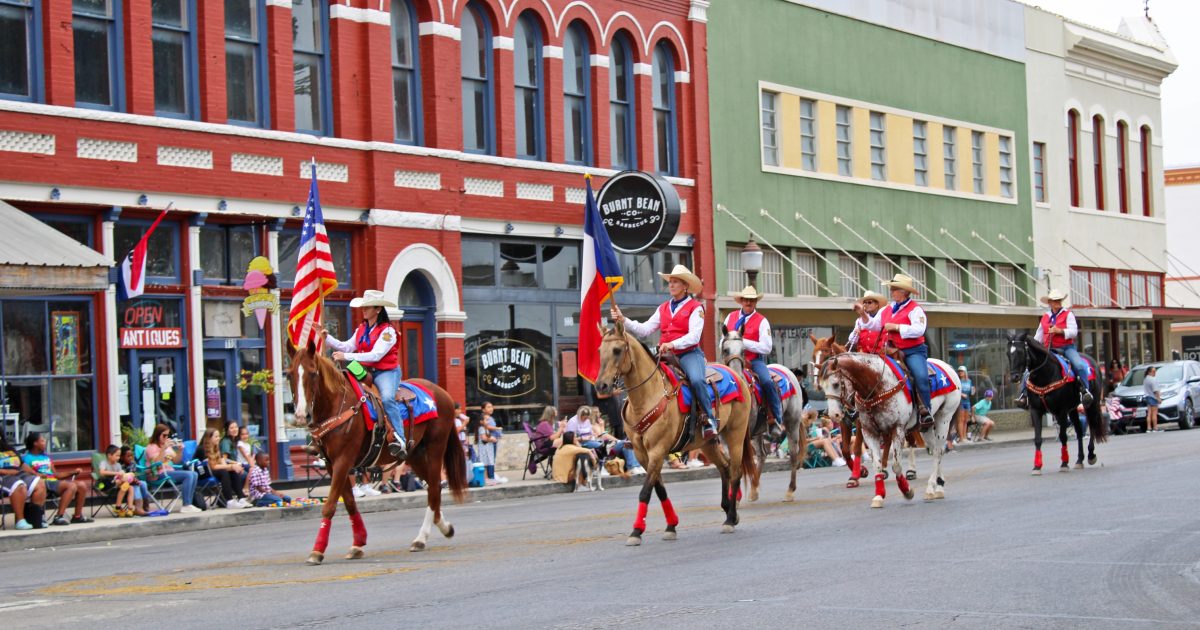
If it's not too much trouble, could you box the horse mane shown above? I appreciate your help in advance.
[1023,335,1050,356]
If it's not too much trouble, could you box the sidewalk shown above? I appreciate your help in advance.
[0,429,1035,553]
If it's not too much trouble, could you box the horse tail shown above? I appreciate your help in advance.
[740,422,757,483]
[443,422,468,503]
[1087,381,1109,444]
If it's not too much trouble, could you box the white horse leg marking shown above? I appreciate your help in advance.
[413,507,435,547]
[866,434,885,509]
[435,510,453,537]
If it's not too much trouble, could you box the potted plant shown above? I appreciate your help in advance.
[237,369,275,395]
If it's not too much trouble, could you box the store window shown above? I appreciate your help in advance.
[464,302,554,428]
[462,238,588,292]
[199,225,258,285]
[943,327,1021,409]
[293,0,330,134]
[513,11,544,160]
[277,228,350,287]
[152,0,196,118]
[391,0,420,144]
[38,214,94,248]
[0,0,40,102]
[225,0,267,126]
[0,299,96,454]
[74,0,122,110]
[114,220,180,283]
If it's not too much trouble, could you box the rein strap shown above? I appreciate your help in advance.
[854,380,907,411]
[312,399,365,440]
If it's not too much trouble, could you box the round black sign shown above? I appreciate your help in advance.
[596,170,682,254]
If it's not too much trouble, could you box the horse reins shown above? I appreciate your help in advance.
[821,353,904,412]
[1020,340,1074,404]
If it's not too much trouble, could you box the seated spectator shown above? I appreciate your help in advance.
[146,423,202,513]
[592,415,645,476]
[565,406,601,448]
[235,426,256,468]
[23,432,92,525]
[972,389,997,441]
[200,428,250,508]
[803,412,845,467]
[97,444,145,517]
[246,452,293,507]
[551,432,597,492]
[118,445,154,514]
[1,433,46,529]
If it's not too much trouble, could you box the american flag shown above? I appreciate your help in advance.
[287,162,339,348]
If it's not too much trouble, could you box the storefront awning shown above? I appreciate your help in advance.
[0,201,112,294]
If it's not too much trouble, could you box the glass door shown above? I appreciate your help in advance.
[203,351,235,434]
[126,350,188,439]
[400,321,423,380]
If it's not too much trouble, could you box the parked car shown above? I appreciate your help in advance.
[1106,360,1200,433]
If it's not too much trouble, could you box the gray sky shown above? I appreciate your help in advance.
[1018,0,1198,167]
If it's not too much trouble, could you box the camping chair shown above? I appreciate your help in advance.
[182,440,223,508]
[89,451,122,518]
[521,422,554,480]
[133,443,181,513]
[802,442,831,469]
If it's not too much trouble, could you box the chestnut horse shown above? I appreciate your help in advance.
[593,323,756,545]
[286,342,466,565]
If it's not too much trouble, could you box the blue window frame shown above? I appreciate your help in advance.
[199,225,259,285]
[73,0,124,111]
[152,0,199,118]
[391,0,422,145]
[225,0,269,127]
[35,213,95,249]
[293,0,332,135]
[609,32,635,170]
[562,21,590,165]
[114,220,182,284]
[652,42,678,176]
[276,228,351,288]
[0,0,42,102]
[461,1,494,154]
[513,12,544,160]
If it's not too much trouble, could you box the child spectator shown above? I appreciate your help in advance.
[1,432,46,529]
[551,432,597,492]
[23,432,92,524]
[246,452,292,507]
[803,412,844,467]
[200,428,251,508]
[476,401,506,484]
[235,426,255,468]
[118,445,154,514]
[98,444,145,517]
[972,389,997,441]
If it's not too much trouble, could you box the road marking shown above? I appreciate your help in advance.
[816,604,1200,626]
[0,600,54,611]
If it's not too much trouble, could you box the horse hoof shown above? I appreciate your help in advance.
[846,479,859,489]
[306,552,324,566]
[924,492,936,501]
[871,496,884,508]
[903,490,915,501]
[345,546,364,560]
[721,524,735,534]
[905,470,916,481]
[749,490,759,503]
[1059,465,1070,473]
[662,531,678,541]
[934,489,945,500]
[859,467,869,479]
[1074,462,1084,470]
[1031,468,1042,476]
[409,541,426,552]
[626,536,643,547]
[783,491,795,502]
[1088,455,1098,466]
[443,525,455,539]
[880,470,889,480]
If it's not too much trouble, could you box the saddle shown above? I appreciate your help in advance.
[880,344,930,416]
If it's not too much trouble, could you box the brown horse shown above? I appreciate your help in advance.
[593,323,755,545]
[286,341,467,565]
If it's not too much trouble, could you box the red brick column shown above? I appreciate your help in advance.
[687,16,717,356]
[635,65,654,173]
[42,0,74,106]
[197,0,227,124]
[542,49,564,164]
[493,37,515,158]
[418,30,463,150]
[329,12,365,140]
[265,2,294,131]
[437,320,466,403]
[592,55,611,168]
[123,0,154,115]
[363,10,396,143]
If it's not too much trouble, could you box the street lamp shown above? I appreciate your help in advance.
[740,237,763,289]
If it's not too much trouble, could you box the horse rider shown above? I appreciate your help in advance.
[847,290,886,353]
[1015,288,1094,409]
[724,285,785,440]
[854,274,935,430]
[324,290,407,460]
[610,265,720,443]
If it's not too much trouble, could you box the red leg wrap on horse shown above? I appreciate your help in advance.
[313,518,332,553]
[896,474,911,495]
[634,502,649,532]
[1061,445,1069,463]
[1034,451,1043,468]
[874,474,886,498]
[850,457,860,480]
[349,512,367,547]
[661,499,680,527]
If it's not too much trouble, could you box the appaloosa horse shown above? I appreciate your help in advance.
[720,327,806,502]
[818,352,960,508]
[287,341,467,565]
[1007,334,1107,474]
[594,323,756,545]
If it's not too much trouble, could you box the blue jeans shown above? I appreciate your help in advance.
[617,442,641,469]
[373,367,405,441]
[902,344,932,412]
[254,493,292,507]
[1057,345,1089,380]
[165,469,197,505]
[678,348,716,422]
[131,480,149,501]
[750,358,784,423]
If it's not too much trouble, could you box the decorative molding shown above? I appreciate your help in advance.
[77,137,137,162]
[542,45,563,60]
[328,4,389,25]
[516,183,554,202]
[464,177,503,197]
[418,21,460,40]
[493,36,514,51]
[382,243,463,315]
[231,153,283,176]
[264,0,290,7]
[436,331,467,339]
[394,169,441,190]
[565,187,586,204]
[0,130,54,155]
[157,146,213,169]
[367,209,461,231]
[298,161,348,183]
[689,0,710,23]
[674,71,691,84]
[633,62,653,76]
[679,198,688,214]
[589,54,610,68]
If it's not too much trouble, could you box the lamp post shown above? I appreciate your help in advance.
[740,237,764,290]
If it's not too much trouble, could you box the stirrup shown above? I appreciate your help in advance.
[917,412,934,430]
[388,440,408,460]
[1015,394,1029,409]
[701,419,719,443]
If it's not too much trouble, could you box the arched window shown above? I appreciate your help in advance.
[391,0,420,144]
[1067,109,1080,207]
[1116,121,1129,213]
[1140,125,1152,216]
[609,32,635,170]
[293,0,331,134]
[1092,114,1105,210]
[461,2,493,154]
[563,21,590,165]
[652,42,677,175]
[513,12,543,159]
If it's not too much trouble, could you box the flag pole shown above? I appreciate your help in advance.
[587,173,624,322]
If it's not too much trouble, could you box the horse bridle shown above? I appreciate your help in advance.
[1015,339,1052,375]
[820,353,893,411]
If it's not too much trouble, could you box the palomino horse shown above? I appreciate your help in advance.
[720,327,806,502]
[286,341,467,565]
[1007,334,1107,474]
[810,334,914,487]
[818,352,960,508]
[594,323,756,545]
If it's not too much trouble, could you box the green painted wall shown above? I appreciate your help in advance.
[708,0,1033,298]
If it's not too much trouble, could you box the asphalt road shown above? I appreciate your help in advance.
[3,430,1200,629]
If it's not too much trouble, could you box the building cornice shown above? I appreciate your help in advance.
[1165,167,1200,186]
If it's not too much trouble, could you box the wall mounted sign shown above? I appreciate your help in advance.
[475,338,537,398]
[242,256,279,330]
[595,170,682,254]
[1183,335,1200,361]
[119,299,184,349]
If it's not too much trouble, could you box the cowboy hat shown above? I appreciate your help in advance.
[658,264,702,294]
[349,289,397,309]
[734,285,762,303]
[882,273,918,295]
[858,290,887,304]
[1039,288,1069,304]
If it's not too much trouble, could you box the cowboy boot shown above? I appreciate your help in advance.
[1015,388,1029,409]
[387,432,408,461]
[701,416,720,443]
[916,402,934,431]
[1079,380,1094,407]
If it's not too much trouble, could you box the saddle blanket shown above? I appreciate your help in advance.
[397,381,439,426]
[750,366,798,405]
[345,374,379,430]
[662,363,744,416]
[1051,353,1095,382]
[882,356,957,404]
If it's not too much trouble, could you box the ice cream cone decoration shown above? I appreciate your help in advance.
[242,256,280,328]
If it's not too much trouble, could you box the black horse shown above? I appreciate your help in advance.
[1008,334,1107,474]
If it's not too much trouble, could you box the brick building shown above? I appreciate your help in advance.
[0,0,714,477]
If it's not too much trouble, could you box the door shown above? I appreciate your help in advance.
[128,350,188,438]
[203,351,236,434]
[400,321,423,380]
[556,344,585,413]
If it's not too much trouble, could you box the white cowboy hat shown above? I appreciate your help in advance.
[1039,288,1069,304]
[858,290,887,304]
[658,264,702,294]
[349,289,397,309]
[881,273,918,295]
[734,285,762,303]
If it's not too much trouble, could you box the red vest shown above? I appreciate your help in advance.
[857,326,883,354]
[880,300,926,350]
[1039,310,1074,348]
[724,310,766,361]
[658,298,702,352]
[352,321,400,370]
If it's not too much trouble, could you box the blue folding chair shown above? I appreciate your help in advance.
[133,443,181,513]
[181,440,223,508]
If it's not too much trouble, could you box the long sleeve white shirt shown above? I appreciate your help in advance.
[325,324,397,364]
[725,310,773,356]
[624,297,704,350]
[1033,309,1078,344]
[862,300,927,339]
[847,317,868,348]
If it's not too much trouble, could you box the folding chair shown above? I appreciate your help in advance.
[133,444,181,513]
[521,422,554,480]
[181,440,223,508]
[89,452,122,518]
[802,443,831,469]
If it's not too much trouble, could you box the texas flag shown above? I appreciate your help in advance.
[117,208,169,301]
[578,176,624,383]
